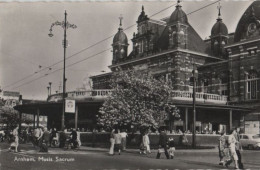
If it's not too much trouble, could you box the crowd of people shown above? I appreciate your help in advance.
[6,126,82,153]
[4,125,245,169]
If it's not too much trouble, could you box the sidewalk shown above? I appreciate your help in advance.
[78,145,260,169]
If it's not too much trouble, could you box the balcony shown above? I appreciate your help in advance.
[47,89,227,105]
[47,89,112,102]
[171,91,227,105]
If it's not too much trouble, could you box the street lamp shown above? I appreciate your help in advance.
[48,10,77,130]
[49,82,52,95]
[47,86,50,96]
[190,60,198,148]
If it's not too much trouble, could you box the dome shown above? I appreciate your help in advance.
[137,6,149,23]
[211,19,228,36]
[234,1,260,42]
[168,4,188,25]
[113,28,128,45]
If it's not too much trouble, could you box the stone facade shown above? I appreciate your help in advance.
[89,2,260,133]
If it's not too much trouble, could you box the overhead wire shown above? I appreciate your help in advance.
[3,2,178,90]
[6,0,221,90]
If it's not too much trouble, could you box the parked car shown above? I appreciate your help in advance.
[239,134,260,150]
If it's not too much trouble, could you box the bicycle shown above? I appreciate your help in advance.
[64,138,79,152]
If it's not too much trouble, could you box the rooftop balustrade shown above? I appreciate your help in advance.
[47,89,227,104]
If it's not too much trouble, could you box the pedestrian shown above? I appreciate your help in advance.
[38,127,50,152]
[139,132,145,154]
[218,131,227,166]
[59,129,67,148]
[49,128,57,147]
[114,129,122,155]
[156,127,170,159]
[69,129,78,148]
[181,133,188,148]
[235,127,244,169]
[92,128,97,147]
[76,128,81,147]
[143,130,151,154]
[9,126,19,152]
[120,129,128,151]
[109,129,115,155]
[168,137,175,159]
[33,127,40,147]
[225,129,239,169]
[37,127,43,146]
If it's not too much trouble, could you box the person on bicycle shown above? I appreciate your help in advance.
[69,129,77,148]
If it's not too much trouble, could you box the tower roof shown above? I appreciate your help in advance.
[137,5,149,23]
[168,2,188,25]
[211,3,228,36]
[113,15,128,45]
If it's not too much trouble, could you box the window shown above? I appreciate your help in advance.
[246,72,258,100]
[139,40,144,53]
[203,79,209,93]
[219,79,228,95]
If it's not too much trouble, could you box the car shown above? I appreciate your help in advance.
[239,134,260,150]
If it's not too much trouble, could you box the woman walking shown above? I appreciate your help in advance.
[109,129,115,155]
[143,130,151,154]
[114,129,122,155]
[9,126,19,152]
[225,129,239,169]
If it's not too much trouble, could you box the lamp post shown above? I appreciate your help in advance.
[190,60,197,148]
[49,82,52,95]
[48,11,77,130]
[47,86,50,96]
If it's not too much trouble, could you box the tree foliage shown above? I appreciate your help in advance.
[0,106,33,130]
[97,70,180,129]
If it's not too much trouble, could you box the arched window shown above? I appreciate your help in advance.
[246,72,258,100]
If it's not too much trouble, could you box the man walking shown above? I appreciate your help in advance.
[156,127,169,159]
[235,127,244,169]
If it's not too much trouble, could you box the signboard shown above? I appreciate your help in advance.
[3,91,20,97]
[65,99,76,113]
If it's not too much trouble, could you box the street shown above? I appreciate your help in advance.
[1,143,260,170]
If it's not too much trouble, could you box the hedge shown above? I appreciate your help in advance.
[66,132,220,149]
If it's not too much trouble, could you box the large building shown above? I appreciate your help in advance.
[15,2,260,133]
[90,1,260,133]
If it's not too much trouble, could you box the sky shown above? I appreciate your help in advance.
[0,0,253,100]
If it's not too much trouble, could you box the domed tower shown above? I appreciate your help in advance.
[167,0,188,49]
[132,6,150,56]
[210,3,228,58]
[112,15,128,64]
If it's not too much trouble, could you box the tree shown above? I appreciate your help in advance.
[0,106,33,130]
[97,70,180,130]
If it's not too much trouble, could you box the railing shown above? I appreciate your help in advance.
[47,89,112,102]
[171,91,227,104]
[47,89,227,104]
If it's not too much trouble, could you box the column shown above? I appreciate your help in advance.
[37,108,40,128]
[185,107,188,131]
[33,113,36,128]
[18,111,22,134]
[229,109,232,131]
[75,105,78,129]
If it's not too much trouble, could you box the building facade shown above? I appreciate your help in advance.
[90,2,260,133]
[15,2,260,133]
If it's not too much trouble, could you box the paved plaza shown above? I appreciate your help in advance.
[1,143,260,170]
